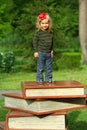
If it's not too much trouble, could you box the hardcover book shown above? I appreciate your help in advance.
[0,122,5,130]
[3,92,87,115]
[5,111,67,130]
[21,80,85,99]
[0,80,86,130]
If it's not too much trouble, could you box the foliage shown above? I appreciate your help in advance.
[10,52,81,73]
[0,0,81,72]
[13,57,37,72]
[0,0,13,40]
[24,57,37,72]
[0,51,15,72]
[67,109,87,130]
[57,52,81,69]
[0,0,80,57]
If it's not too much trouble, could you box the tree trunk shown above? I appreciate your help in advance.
[79,0,87,63]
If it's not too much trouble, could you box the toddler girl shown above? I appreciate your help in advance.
[33,12,54,83]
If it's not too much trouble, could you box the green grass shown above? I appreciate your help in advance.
[67,109,87,130]
[0,64,87,90]
[0,99,9,121]
[0,72,36,90]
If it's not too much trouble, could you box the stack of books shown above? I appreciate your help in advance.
[0,80,87,130]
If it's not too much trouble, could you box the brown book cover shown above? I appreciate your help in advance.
[85,94,87,105]
[21,80,85,99]
[2,92,87,115]
[5,111,67,130]
[0,122,5,130]
[21,80,85,88]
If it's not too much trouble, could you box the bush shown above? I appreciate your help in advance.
[57,52,81,69]
[0,51,15,72]
[13,57,37,72]
[52,55,59,71]
[25,57,37,72]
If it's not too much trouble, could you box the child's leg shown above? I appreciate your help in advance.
[36,52,45,82]
[45,53,52,82]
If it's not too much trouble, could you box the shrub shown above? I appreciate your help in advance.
[13,57,37,72]
[52,55,59,71]
[24,57,37,72]
[57,52,81,69]
[0,51,15,72]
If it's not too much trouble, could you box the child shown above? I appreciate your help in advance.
[33,12,54,83]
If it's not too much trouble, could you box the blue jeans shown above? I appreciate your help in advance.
[36,52,52,82]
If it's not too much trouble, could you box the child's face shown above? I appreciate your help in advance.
[40,18,49,31]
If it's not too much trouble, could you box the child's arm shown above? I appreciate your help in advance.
[33,31,39,58]
[51,50,53,58]
[51,35,54,58]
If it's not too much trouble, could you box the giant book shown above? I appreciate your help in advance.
[5,111,67,130]
[3,92,87,115]
[0,122,5,130]
[21,80,85,99]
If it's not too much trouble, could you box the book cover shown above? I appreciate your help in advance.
[0,122,5,130]
[21,80,85,99]
[6,111,67,130]
[3,92,87,115]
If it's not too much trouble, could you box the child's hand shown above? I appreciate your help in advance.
[34,52,39,58]
[51,50,53,58]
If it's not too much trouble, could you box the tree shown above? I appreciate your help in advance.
[0,0,79,56]
[79,0,87,63]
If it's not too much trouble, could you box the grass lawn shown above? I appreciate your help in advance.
[0,99,9,121]
[67,109,87,130]
[0,72,36,90]
[0,64,87,90]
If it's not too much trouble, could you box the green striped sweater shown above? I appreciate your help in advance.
[33,29,53,52]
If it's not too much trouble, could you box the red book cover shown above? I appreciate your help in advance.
[5,111,67,130]
[21,80,85,99]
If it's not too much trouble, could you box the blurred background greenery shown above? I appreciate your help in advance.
[0,0,81,72]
